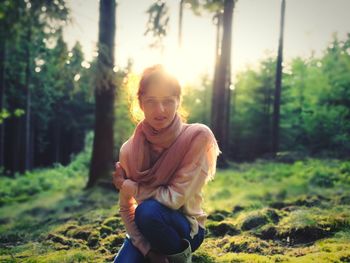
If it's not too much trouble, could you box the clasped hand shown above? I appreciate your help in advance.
[113,161,127,190]
[113,162,138,197]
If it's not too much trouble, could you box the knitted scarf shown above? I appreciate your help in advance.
[125,113,221,188]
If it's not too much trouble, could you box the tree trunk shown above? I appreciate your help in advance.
[272,0,286,155]
[211,11,222,128]
[178,0,184,48]
[86,0,117,188]
[53,117,61,163]
[0,25,5,168]
[211,0,234,168]
[13,116,23,175]
[215,12,222,59]
[24,19,32,171]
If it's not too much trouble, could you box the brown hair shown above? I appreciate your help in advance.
[129,64,188,123]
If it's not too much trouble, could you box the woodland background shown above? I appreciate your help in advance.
[0,0,349,262]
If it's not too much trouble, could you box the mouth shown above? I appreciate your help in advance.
[154,117,166,122]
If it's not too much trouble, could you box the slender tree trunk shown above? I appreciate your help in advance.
[211,0,234,168]
[0,26,5,168]
[272,0,286,155]
[266,84,273,153]
[230,85,236,153]
[53,118,61,163]
[211,11,222,128]
[298,69,305,131]
[215,12,222,59]
[86,0,117,188]
[223,9,233,161]
[24,19,32,171]
[178,0,184,48]
[13,117,22,175]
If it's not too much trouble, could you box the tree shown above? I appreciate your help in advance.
[86,0,117,188]
[210,0,235,167]
[1,0,69,174]
[272,0,286,155]
[231,56,276,160]
[0,19,6,169]
[178,0,184,48]
[0,0,24,168]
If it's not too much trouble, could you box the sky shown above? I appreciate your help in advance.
[63,0,350,85]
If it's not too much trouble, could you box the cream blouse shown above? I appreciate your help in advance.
[118,133,211,256]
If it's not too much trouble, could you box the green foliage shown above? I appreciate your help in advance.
[144,1,170,48]
[280,35,350,157]
[1,0,95,172]
[184,0,225,16]
[182,74,212,125]
[113,68,138,156]
[0,109,10,123]
[0,131,92,206]
[225,34,350,160]
[231,56,276,159]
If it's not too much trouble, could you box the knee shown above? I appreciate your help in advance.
[135,198,163,229]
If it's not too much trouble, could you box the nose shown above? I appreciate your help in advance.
[156,102,165,113]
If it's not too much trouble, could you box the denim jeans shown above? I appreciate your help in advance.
[113,198,205,263]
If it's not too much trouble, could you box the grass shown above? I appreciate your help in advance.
[0,151,350,262]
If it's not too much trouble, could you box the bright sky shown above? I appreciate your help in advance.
[63,0,350,85]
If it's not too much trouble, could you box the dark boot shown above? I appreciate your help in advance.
[166,238,192,263]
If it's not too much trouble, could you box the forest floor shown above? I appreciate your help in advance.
[0,153,350,262]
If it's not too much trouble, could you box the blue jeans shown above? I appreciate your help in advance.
[113,198,205,263]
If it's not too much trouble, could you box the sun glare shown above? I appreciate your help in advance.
[163,60,190,86]
[134,44,214,90]
[162,49,198,87]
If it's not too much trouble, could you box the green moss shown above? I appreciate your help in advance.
[102,217,122,228]
[276,207,350,241]
[101,233,125,254]
[99,225,113,236]
[207,209,232,221]
[23,249,100,262]
[206,220,240,237]
[65,225,92,241]
[192,251,216,263]
[223,235,270,254]
[1,158,350,262]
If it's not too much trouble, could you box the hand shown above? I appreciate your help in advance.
[113,161,127,190]
[119,179,138,198]
[146,249,169,263]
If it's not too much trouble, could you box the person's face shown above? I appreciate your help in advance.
[140,80,179,131]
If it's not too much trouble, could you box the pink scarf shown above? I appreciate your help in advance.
[125,113,221,188]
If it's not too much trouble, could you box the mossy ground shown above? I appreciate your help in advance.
[0,157,349,262]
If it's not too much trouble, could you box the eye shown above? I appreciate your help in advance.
[163,99,175,106]
[145,99,156,105]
